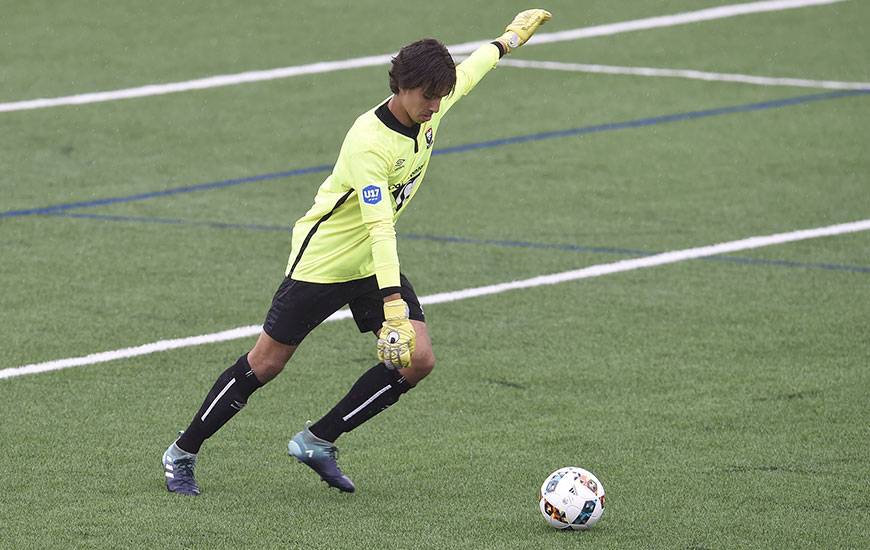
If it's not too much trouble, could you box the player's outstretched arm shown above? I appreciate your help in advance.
[440,8,553,114]
[494,8,552,54]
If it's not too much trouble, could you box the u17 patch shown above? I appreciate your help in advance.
[362,185,382,204]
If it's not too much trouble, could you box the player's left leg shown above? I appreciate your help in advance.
[289,321,433,492]
[288,274,432,491]
[307,319,434,441]
[398,320,435,384]
[306,271,432,444]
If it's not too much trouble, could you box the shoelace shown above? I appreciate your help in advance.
[172,457,199,491]
[319,445,347,480]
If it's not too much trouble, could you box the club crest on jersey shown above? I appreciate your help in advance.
[425,127,433,148]
[362,185,382,204]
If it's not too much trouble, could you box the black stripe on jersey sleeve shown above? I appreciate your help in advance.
[288,189,355,278]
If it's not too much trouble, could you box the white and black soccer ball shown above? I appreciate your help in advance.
[538,467,606,530]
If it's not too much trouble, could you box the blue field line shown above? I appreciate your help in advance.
[51,211,293,232]
[705,255,870,273]
[0,164,332,219]
[433,89,870,155]
[45,211,870,275]
[403,232,652,256]
[2,88,868,220]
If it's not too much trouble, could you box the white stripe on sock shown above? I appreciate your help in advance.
[342,384,392,422]
[200,377,236,421]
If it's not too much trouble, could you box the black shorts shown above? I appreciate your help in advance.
[263,274,425,346]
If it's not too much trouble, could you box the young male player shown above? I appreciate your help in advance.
[162,9,552,495]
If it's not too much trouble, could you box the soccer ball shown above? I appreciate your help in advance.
[538,467,605,530]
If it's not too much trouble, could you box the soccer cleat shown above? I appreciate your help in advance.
[288,424,356,493]
[162,442,201,496]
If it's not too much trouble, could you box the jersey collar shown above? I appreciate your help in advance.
[376,100,421,149]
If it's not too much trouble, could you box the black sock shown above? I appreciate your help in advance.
[309,363,412,443]
[175,354,264,454]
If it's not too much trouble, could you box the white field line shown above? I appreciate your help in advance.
[500,59,870,91]
[3,218,869,381]
[521,0,847,46]
[0,0,848,113]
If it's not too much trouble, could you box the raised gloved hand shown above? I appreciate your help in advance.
[377,299,416,369]
[496,9,553,53]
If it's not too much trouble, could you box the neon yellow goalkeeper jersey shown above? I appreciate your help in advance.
[285,43,501,290]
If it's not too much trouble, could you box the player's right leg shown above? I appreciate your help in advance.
[162,275,336,496]
[162,352,269,496]
[163,335,296,496]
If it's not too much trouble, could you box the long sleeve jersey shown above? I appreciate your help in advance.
[284,43,501,291]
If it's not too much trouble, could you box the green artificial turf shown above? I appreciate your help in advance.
[1,1,868,548]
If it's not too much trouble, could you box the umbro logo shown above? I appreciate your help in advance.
[394,159,406,170]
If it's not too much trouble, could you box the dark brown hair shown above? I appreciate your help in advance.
[389,38,456,97]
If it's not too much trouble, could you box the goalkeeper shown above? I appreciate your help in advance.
[162,9,552,495]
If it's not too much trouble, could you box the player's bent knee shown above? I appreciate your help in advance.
[248,332,297,383]
[411,350,436,379]
[249,355,287,382]
[247,350,292,383]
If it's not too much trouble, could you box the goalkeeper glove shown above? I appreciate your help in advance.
[377,299,416,369]
[496,9,553,53]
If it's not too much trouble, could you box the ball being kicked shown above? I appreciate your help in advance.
[538,467,605,530]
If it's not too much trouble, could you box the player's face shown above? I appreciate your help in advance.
[398,87,444,124]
